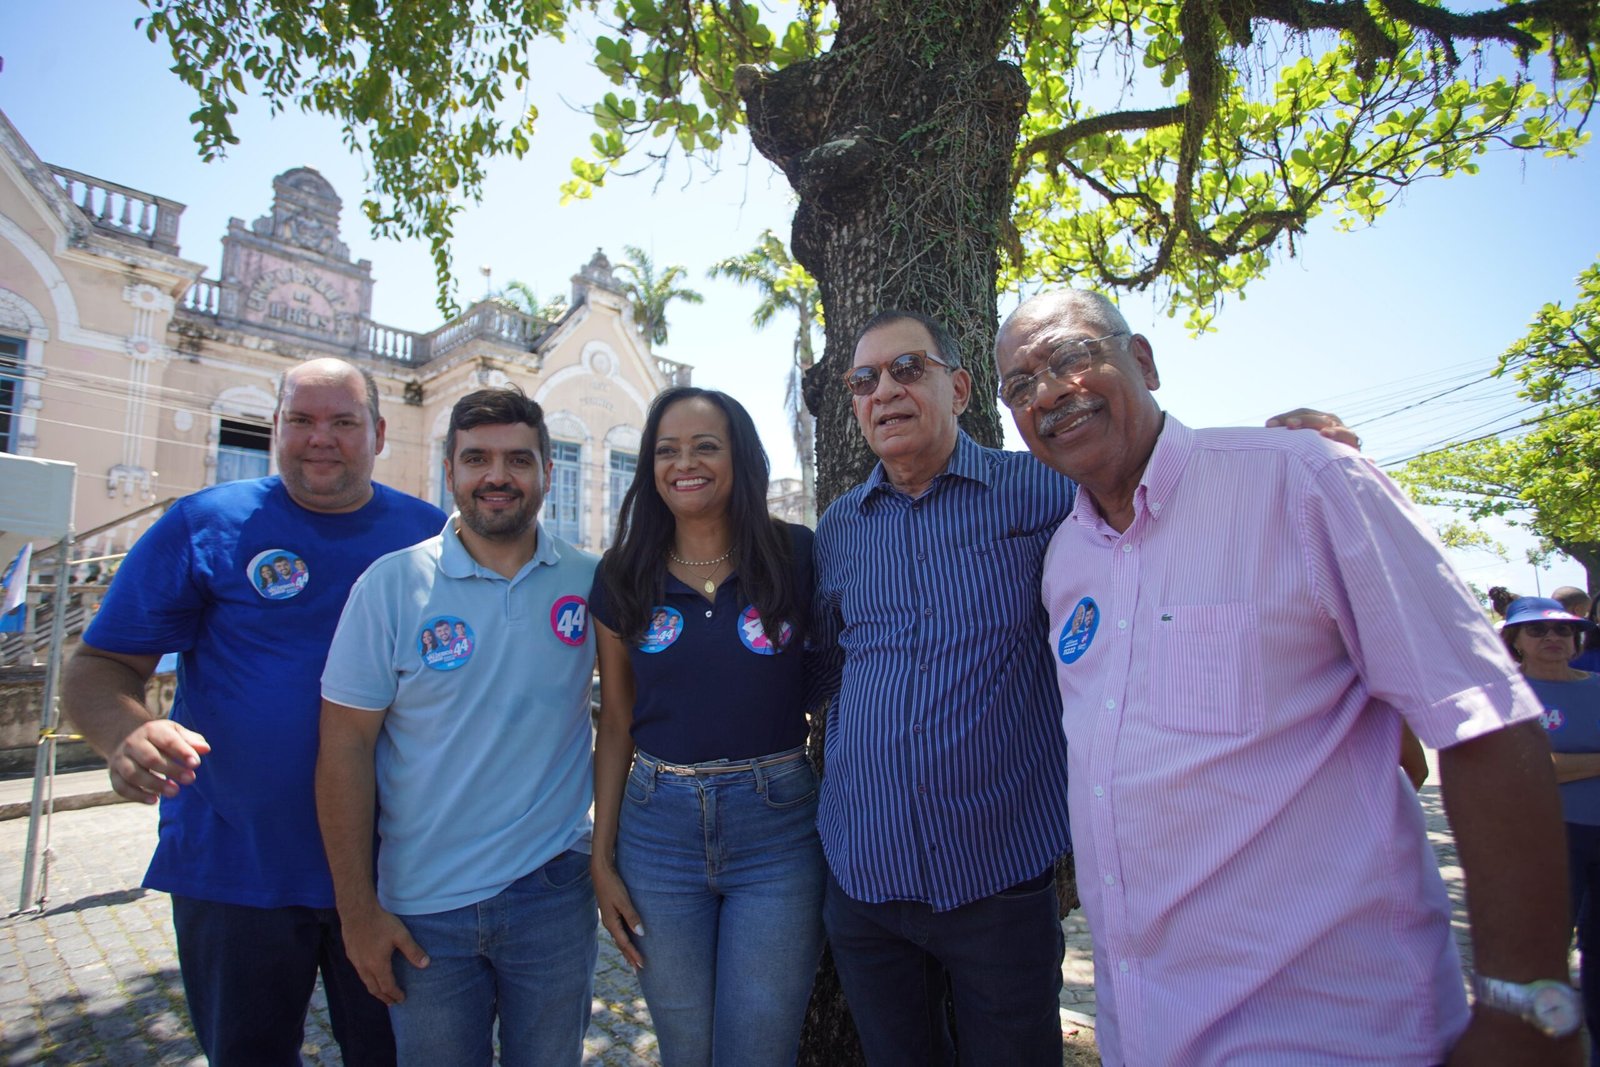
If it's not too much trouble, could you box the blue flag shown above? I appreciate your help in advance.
[0,543,31,633]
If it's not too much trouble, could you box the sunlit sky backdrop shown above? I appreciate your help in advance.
[3,1,1595,596]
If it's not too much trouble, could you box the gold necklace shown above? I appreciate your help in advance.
[668,547,733,595]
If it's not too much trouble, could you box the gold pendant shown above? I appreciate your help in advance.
[704,578,716,595]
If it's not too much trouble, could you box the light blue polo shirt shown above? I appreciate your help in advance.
[322,518,598,915]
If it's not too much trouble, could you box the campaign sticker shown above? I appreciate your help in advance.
[738,605,793,655]
[248,549,309,601]
[551,595,589,647]
[640,606,684,654]
[1543,708,1566,731]
[419,616,475,671]
[1057,596,1099,664]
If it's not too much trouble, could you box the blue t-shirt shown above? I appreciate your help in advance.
[589,523,813,764]
[1528,672,1600,825]
[1572,648,1600,673]
[321,521,598,914]
[83,477,445,908]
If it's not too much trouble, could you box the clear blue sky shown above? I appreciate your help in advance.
[3,1,1594,595]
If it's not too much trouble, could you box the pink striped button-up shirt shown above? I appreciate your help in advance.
[1043,416,1542,1066]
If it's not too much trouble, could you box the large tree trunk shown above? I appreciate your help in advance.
[739,0,1026,511]
[1557,540,1600,598]
[738,5,1029,1062]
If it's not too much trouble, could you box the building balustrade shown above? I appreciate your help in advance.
[656,356,692,387]
[51,166,183,254]
[180,277,221,316]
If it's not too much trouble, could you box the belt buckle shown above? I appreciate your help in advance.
[657,761,698,776]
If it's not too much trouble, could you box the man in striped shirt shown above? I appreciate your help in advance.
[997,288,1579,1065]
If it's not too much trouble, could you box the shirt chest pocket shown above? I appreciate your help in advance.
[1145,603,1265,736]
[952,534,1045,629]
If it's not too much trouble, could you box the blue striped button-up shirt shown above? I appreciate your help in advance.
[813,432,1076,910]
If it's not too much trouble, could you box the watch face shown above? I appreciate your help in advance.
[1531,985,1582,1037]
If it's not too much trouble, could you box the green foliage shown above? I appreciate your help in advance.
[491,279,568,322]
[614,245,704,347]
[141,0,1595,325]
[707,230,820,335]
[1398,259,1600,567]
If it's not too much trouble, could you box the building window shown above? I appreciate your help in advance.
[606,451,636,545]
[0,336,23,453]
[547,440,582,544]
[216,417,271,483]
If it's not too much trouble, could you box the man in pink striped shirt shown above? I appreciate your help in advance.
[995,289,1580,1065]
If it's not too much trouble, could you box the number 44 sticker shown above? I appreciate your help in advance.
[550,596,589,647]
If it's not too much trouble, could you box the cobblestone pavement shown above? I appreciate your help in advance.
[0,784,1470,1065]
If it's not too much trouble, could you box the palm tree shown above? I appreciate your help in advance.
[491,279,567,322]
[709,231,821,524]
[615,245,704,348]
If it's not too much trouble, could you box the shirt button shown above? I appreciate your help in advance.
[1121,544,1132,554]
[704,610,712,618]
[919,663,929,673]
[917,784,928,794]
[913,723,924,734]
[1118,619,1127,630]
[1093,785,1104,797]
[1103,874,1115,886]
[917,551,927,561]
[923,607,933,617]
[1150,501,1161,511]
[1119,960,1129,974]
[1105,699,1116,710]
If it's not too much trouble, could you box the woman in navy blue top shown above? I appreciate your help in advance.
[1503,596,1600,1063]
[589,387,823,1066]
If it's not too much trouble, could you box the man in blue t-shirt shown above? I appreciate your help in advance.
[63,358,444,1066]
[318,387,599,1066]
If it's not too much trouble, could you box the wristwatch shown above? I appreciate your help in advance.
[1471,974,1583,1038]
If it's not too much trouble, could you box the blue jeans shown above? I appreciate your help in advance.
[171,895,395,1067]
[823,868,1065,1067]
[615,748,827,1066]
[389,849,597,1067]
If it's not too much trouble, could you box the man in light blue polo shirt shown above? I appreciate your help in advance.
[317,387,599,1066]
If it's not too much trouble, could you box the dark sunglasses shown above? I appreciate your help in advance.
[842,350,951,396]
[1519,622,1577,638]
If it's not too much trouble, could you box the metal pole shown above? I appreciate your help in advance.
[17,535,73,914]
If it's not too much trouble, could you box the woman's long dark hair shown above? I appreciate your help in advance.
[600,387,802,646]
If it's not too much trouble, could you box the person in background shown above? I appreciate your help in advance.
[1504,595,1600,1065]
[590,387,823,1066]
[1576,597,1600,673]
[1555,586,1593,619]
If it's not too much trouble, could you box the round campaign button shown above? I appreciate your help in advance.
[737,605,793,655]
[248,549,309,601]
[550,595,589,647]
[640,606,684,654]
[1058,596,1099,665]
[419,616,475,671]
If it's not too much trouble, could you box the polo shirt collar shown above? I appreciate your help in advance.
[438,515,560,582]
[1068,412,1193,534]
[860,431,992,509]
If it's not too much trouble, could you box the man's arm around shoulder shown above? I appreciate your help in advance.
[316,698,428,1006]
[63,645,209,803]
[1441,720,1580,1066]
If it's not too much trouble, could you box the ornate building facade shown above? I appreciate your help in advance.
[0,106,688,563]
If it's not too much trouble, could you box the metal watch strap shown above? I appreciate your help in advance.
[1472,975,1583,1039]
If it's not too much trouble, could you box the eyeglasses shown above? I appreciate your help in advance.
[1520,622,1578,638]
[998,332,1129,410]
[842,350,951,396]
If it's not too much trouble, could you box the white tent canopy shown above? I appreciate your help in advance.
[0,454,78,914]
